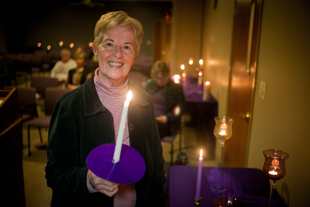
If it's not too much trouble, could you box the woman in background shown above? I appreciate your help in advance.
[67,50,91,89]
[144,60,186,139]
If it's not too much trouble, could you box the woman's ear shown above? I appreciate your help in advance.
[92,43,98,58]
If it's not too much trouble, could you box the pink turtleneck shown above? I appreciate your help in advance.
[94,69,130,146]
[87,69,136,207]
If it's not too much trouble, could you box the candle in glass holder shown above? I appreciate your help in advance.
[203,81,211,101]
[195,149,203,199]
[113,91,133,163]
[268,167,278,175]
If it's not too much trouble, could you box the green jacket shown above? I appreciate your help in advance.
[45,75,166,206]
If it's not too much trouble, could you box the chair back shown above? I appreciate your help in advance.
[44,87,71,115]
[16,87,37,119]
[30,76,58,97]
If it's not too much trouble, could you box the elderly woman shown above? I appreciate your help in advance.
[144,60,186,139]
[66,50,92,89]
[45,11,166,206]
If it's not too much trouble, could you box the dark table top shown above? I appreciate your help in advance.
[181,76,218,116]
[165,165,287,207]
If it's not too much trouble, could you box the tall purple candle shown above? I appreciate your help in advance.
[195,149,203,199]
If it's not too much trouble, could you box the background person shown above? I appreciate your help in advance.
[45,11,166,206]
[67,50,91,89]
[144,60,186,139]
[50,48,77,83]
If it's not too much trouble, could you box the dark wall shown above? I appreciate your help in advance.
[0,1,172,56]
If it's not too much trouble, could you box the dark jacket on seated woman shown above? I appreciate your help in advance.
[67,67,92,87]
[144,78,186,138]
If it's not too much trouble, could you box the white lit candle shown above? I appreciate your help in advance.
[113,91,133,163]
[203,81,211,101]
[195,149,203,199]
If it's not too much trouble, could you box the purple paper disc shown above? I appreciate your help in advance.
[86,143,146,184]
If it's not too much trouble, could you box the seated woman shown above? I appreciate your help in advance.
[67,51,91,89]
[144,60,186,139]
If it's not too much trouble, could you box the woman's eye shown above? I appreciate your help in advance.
[124,45,131,50]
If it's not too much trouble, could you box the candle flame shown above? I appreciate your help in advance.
[126,90,133,102]
[200,149,203,157]
[205,81,211,85]
[181,64,185,70]
[199,59,203,65]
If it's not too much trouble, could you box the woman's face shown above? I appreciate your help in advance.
[76,55,85,68]
[93,26,138,87]
[155,72,169,87]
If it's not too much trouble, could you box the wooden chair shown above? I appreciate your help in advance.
[26,87,70,156]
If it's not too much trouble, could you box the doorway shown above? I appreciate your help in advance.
[225,0,263,167]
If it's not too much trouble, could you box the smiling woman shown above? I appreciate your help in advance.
[45,11,166,207]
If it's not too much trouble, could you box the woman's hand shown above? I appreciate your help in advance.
[88,170,119,197]
[156,115,168,124]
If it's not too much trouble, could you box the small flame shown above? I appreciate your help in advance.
[200,149,203,158]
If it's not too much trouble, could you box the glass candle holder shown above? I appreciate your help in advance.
[263,149,289,206]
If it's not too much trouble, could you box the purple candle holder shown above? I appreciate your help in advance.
[86,143,146,184]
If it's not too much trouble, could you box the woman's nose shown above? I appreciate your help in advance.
[113,46,123,58]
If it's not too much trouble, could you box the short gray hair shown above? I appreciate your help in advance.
[93,11,144,55]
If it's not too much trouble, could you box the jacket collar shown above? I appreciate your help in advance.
[83,75,149,116]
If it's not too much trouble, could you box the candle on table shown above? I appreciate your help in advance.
[195,149,203,199]
[203,81,211,101]
[198,70,203,85]
[113,90,133,163]
[189,58,194,65]
[180,64,185,71]
[199,59,203,69]
[173,74,180,84]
